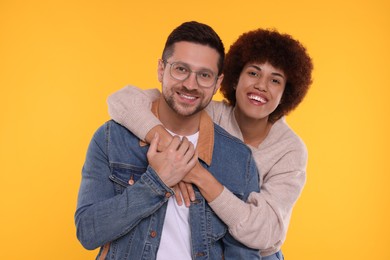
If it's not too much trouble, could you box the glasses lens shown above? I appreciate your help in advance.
[171,63,189,81]
[196,70,215,88]
[169,62,216,88]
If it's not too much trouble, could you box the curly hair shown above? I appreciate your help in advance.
[220,28,313,122]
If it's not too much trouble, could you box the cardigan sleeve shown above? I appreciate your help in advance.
[209,140,307,254]
[107,85,228,139]
[107,85,161,141]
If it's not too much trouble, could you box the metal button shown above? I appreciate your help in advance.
[150,230,157,238]
[128,175,134,185]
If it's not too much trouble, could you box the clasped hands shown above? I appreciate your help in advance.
[146,133,202,207]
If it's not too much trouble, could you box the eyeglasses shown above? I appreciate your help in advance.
[163,60,218,88]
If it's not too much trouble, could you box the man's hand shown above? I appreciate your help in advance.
[147,133,197,187]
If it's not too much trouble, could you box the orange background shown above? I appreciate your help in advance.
[1,0,389,259]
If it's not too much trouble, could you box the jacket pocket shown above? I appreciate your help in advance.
[206,205,227,241]
[109,162,147,194]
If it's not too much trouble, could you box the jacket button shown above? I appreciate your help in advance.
[196,252,205,257]
[150,230,157,238]
[165,192,172,198]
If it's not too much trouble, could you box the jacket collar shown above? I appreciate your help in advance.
[146,99,213,166]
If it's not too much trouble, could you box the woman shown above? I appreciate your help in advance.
[108,28,313,259]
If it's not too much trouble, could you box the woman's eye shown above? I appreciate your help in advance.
[248,71,258,77]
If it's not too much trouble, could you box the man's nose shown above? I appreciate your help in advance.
[183,72,199,90]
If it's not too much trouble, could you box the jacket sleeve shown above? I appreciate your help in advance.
[209,145,307,253]
[74,123,173,250]
[107,85,228,140]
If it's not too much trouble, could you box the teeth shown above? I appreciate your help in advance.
[180,93,196,100]
[248,94,266,103]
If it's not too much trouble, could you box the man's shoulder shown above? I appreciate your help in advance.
[93,120,138,140]
[213,123,251,153]
[108,119,134,132]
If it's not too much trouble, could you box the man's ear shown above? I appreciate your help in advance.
[157,59,164,82]
[213,74,224,95]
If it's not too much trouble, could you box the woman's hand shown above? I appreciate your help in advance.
[183,162,224,203]
[173,182,195,207]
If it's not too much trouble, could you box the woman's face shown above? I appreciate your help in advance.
[235,62,286,122]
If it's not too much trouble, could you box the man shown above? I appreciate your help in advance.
[75,21,260,259]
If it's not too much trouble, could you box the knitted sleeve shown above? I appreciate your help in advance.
[107,85,228,139]
[209,132,307,255]
[107,85,161,141]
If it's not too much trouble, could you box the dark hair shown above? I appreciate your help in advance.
[162,21,225,75]
[220,28,313,122]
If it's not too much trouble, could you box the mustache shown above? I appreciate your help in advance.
[175,86,201,96]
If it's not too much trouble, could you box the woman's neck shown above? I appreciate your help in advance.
[234,109,272,148]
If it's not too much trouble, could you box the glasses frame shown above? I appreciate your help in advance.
[162,60,219,88]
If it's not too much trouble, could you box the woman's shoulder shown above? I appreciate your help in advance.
[263,117,307,154]
[205,100,233,117]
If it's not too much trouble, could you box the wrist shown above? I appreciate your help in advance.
[145,125,172,151]
[192,166,223,202]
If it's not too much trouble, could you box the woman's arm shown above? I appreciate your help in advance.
[107,85,162,141]
[107,86,229,204]
[107,85,227,145]
[208,145,307,253]
[107,86,171,151]
[108,85,309,252]
[183,162,224,202]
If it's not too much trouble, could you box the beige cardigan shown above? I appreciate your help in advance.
[107,86,307,257]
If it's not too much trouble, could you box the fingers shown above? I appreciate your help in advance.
[184,182,195,205]
[178,137,196,163]
[176,182,196,208]
[179,182,191,207]
[173,184,183,206]
[168,135,182,149]
[148,134,198,188]
[177,136,190,154]
[147,133,159,158]
[186,149,198,169]
[187,182,195,202]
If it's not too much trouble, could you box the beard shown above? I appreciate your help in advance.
[162,85,213,117]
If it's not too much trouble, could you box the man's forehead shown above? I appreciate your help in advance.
[169,41,220,71]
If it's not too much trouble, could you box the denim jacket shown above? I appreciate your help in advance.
[75,106,261,260]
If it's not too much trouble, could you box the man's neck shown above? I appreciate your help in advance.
[157,97,200,136]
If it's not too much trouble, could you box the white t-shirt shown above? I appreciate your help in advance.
[156,131,199,260]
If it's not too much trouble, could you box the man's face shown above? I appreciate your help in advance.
[158,41,223,117]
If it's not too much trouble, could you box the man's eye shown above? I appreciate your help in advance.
[199,72,212,79]
[175,66,188,73]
